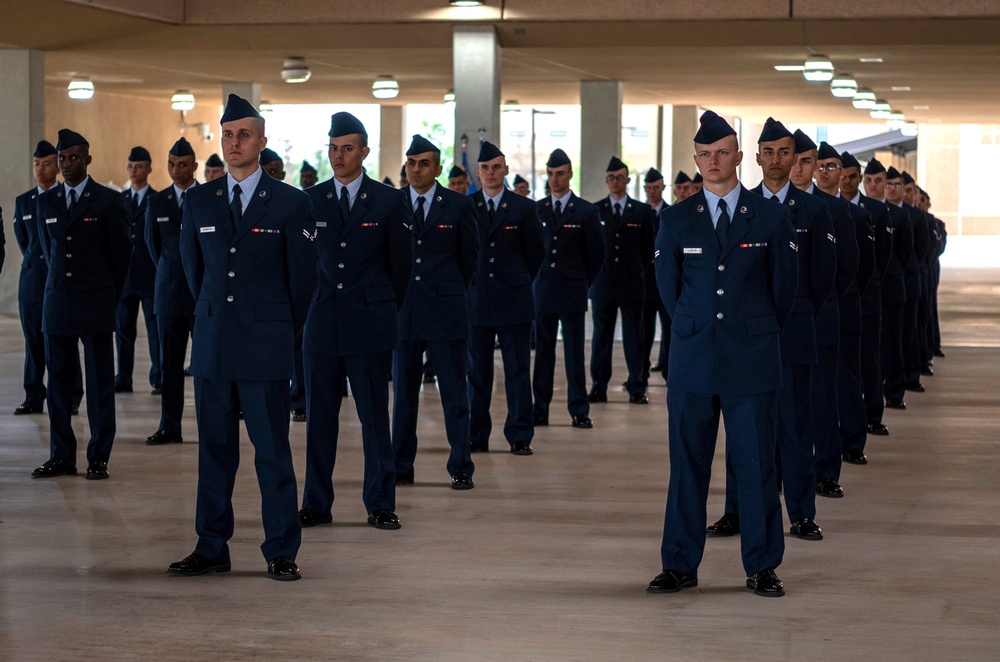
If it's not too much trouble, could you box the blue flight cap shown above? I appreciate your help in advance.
[758,117,794,143]
[301,160,317,173]
[329,111,367,138]
[692,172,703,183]
[901,171,915,185]
[56,128,89,150]
[400,164,407,178]
[513,174,528,186]
[169,137,195,157]
[840,151,862,170]
[694,110,736,144]
[448,165,467,178]
[546,149,571,168]
[259,148,282,166]
[886,166,903,180]
[34,140,57,158]
[673,170,691,185]
[644,167,664,183]
[220,94,263,124]
[817,142,841,161]
[478,141,504,162]
[205,153,225,168]
[406,134,440,156]
[863,157,886,175]
[382,176,394,187]
[128,146,152,162]
[606,156,627,173]
[793,129,817,154]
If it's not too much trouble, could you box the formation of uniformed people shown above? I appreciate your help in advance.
[12,96,946,589]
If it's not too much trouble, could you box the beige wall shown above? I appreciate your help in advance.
[45,87,222,192]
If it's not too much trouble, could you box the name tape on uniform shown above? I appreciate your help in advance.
[683,247,703,254]
[200,226,216,233]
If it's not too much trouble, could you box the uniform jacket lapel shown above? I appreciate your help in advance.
[69,179,97,227]
[557,194,580,231]
[421,185,445,237]
[233,173,272,243]
[487,189,511,237]
[342,175,371,238]
[720,188,754,259]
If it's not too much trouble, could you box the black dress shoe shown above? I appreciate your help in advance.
[267,556,301,581]
[571,414,593,429]
[842,449,869,465]
[86,460,109,480]
[934,349,945,358]
[816,478,844,498]
[151,385,162,395]
[14,401,43,415]
[451,473,475,490]
[920,366,934,377]
[746,568,785,597]
[470,444,489,453]
[885,399,907,410]
[31,458,77,478]
[510,441,533,456]
[114,382,133,394]
[291,408,307,422]
[396,475,414,486]
[706,513,740,537]
[647,569,698,593]
[587,390,607,403]
[650,363,663,373]
[532,413,549,426]
[298,508,332,527]
[167,553,231,576]
[905,382,926,393]
[367,509,401,530]
[790,518,823,540]
[629,393,649,405]
[146,430,183,445]
[867,422,889,436]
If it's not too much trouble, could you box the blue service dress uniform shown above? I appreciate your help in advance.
[180,171,317,564]
[37,178,131,465]
[655,187,798,577]
[300,174,413,517]
[116,187,161,390]
[903,202,931,386]
[589,195,655,397]
[392,182,479,481]
[145,184,196,437]
[882,204,913,404]
[723,184,835,526]
[643,201,672,384]
[13,187,83,410]
[531,192,605,420]
[467,188,545,450]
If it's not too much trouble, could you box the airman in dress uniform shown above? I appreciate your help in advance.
[643,167,671,381]
[513,174,530,197]
[448,165,471,195]
[672,170,693,203]
[690,172,703,194]
[901,171,934,386]
[203,153,226,182]
[299,160,318,189]
[878,165,915,411]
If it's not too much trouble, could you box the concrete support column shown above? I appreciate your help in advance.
[453,25,501,182]
[0,49,45,313]
[670,105,700,186]
[580,81,622,202]
[379,105,405,184]
[738,117,764,187]
[222,82,261,111]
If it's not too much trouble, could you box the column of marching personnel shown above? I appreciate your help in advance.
[7,96,946,588]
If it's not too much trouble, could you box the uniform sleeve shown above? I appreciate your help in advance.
[458,197,479,287]
[833,206,859,300]
[639,206,656,266]
[770,208,799,328]
[873,204,893,280]
[894,210,914,272]
[583,206,606,285]
[0,206,6,274]
[854,207,876,295]
[286,192,318,332]
[36,196,52,266]
[144,197,161,266]
[388,191,414,308]
[521,203,545,279]
[912,210,930,266]
[179,193,203,301]
[13,198,30,255]
[654,209,681,317]
[810,206,837,312]
[106,194,132,300]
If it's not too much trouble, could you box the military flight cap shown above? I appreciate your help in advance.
[478,141,504,162]
[406,134,439,155]
[692,172,703,183]
[169,137,195,157]
[329,111,367,138]
[448,165,466,178]
[34,140,57,158]
[694,110,736,144]
[382,176,394,186]
[220,94,262,124]
[793,129,817,154]
[840,151,862,170]
[758,117,794,143]
[863,157,886,175]
[672,170,690,184]
[606,156,627,173]
[644,167,663,183]
[817,142,841,161]
[546,148,571,168]
[301,160,317,173]
[901,171,915,185]
[886,166,903,180]
[128,146,152,162]
[400,164,407,178]
[513,174,528,186]
[205,153,225,168]
[259,148,282,165]
[56,129,89,150]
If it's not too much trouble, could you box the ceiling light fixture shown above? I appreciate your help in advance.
[900,122,919,137]
[852,87,876,109]
[859,57,884,63]
[450,0,484,6]
[803,55,835,82]
[891,86,911,92]
[774,65,805,72]
[887,110,907,130]
[170,89,195,111]
[281,57,311,83]
[913,105,930,110]
[67,78,94,100]
[830,73,858,98]
[869,99,892,120]
[372,75,399,99]
[443,89,456,105]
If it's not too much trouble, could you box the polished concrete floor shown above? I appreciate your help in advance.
[2,268,999,661]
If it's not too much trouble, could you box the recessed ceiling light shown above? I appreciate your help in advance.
[859,57,884,63]
[891,86,911,92]
[67,78,95,100]
[913,105,930,110]
[774,65,805,72]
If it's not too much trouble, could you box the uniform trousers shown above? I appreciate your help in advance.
[902,295,921,386]
[468,322,534,449]
[812,344,841,482]
[861,313,885,424]
[532,311,589,419]
[156,315,193,435]
[838,328,868,456]
[881,301,906,402]
[642,298,670,384]
[590,301,645,396]
[115,288,160,388]
[21,299,83,406]
[290,333,306,411]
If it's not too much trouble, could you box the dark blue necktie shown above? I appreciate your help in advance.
[339,186,351,220]
[230,184,242,229]
[716,199,731,244]
[68,188,78,216]
[415,196,426,232]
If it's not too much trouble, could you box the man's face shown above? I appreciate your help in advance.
[547,165,572,197]
[167,155,197,188]
[448,174,469,194]
[644,180,664,204]
[885,177,905,204]
[300,170,317,189]
[863,172,886,200]
[204,166,226,182]
[672,182,691,202]
[756,137,795,184]
[127,160,152,188]
[58,144,91,186]
[903,182,915,205]
[221,118,267,171]
[406,151,442,193]
[840,167,862,199]
[917,193,930,211]
[815,158,843,194]
[790,150,817,189]
[605,168,629,197]
[694,135,742,186]
[328,133,369,182]
[478,156,508,191]
[691,180,703,193]
[514,181,530,196]
[262,160,285,181]
[33,155,58,188]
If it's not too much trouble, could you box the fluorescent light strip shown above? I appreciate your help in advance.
[774,65,805,71]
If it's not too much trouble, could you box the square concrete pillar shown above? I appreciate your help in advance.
[222,83,261,112]
[380,105,405,184]
[580,81,622,202]
[670,105,701,187]
[453,25,501,180]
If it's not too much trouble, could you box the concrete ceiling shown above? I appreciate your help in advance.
[3,0,1000,124]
